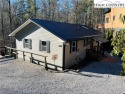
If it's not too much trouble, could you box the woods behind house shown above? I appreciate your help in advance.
[0,0,104,47]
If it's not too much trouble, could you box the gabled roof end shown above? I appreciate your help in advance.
[9,19,32,36]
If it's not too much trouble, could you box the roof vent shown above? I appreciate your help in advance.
[82,26,88,29]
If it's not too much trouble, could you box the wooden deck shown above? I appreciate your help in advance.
[86,46,105,60]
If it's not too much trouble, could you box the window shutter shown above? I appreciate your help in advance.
[23,39,25,48]
[39,40,42,51]
[29,39,32,49]
[46,41,50,53]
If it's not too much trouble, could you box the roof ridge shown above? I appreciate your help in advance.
[31,18,86,26]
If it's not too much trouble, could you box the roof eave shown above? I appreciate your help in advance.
[83,34,103,38]
[8,19,66,42]
[65,34,104,42]
[9,19,32,36]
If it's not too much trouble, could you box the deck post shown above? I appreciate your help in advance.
[45,57,48,70]
[5,47,7,55]
[23,52,25,61]
[16,51,18,59]
[97,41,100,56]
[30,53,33,63]
[10,49,13,57]
[14,51,16,59]
[55,66,57,71]
[30,55,34,63]
[38,61,40,65]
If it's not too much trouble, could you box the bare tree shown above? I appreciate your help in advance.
[0,1,4,39]
[0,0,105,47]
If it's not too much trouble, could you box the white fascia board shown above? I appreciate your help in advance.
[8,19,32,36]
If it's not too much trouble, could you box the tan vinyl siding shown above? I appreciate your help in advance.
[64,40,90,68]
[16,22,64,69]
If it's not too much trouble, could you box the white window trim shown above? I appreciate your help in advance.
[24,39,30,48]
[39,40,50,53]
[41,41,47,52]
[71,41,77,52]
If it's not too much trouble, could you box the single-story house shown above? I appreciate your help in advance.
[9,19,104,71]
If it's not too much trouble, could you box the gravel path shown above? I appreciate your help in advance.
[0,57,125,94]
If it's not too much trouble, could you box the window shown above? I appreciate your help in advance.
[24,39,29,48]
[84,38,91,47]
[113,16,115,21]
[23,39,32,49]
[39,40,50,53]
[105,17,109,23]
[42,41,47,51]
[71,41,77,52]
[119,14,122,19]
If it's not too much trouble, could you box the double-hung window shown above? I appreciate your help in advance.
[23,39,32,49]
[41,41,47,51]
[113,15,115,21]
[105,17,109,23]
[39,40,50,53]
[119,14,122,19]
[71,41,77,52]
[84,38,91,47]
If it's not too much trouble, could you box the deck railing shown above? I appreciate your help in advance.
[86,46,104,60]
[0,46,48,70]
[0,46,63,70]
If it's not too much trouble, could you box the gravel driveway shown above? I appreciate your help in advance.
[0,57,125,94]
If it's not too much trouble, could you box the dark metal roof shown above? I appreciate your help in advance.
[31,19,102,41]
